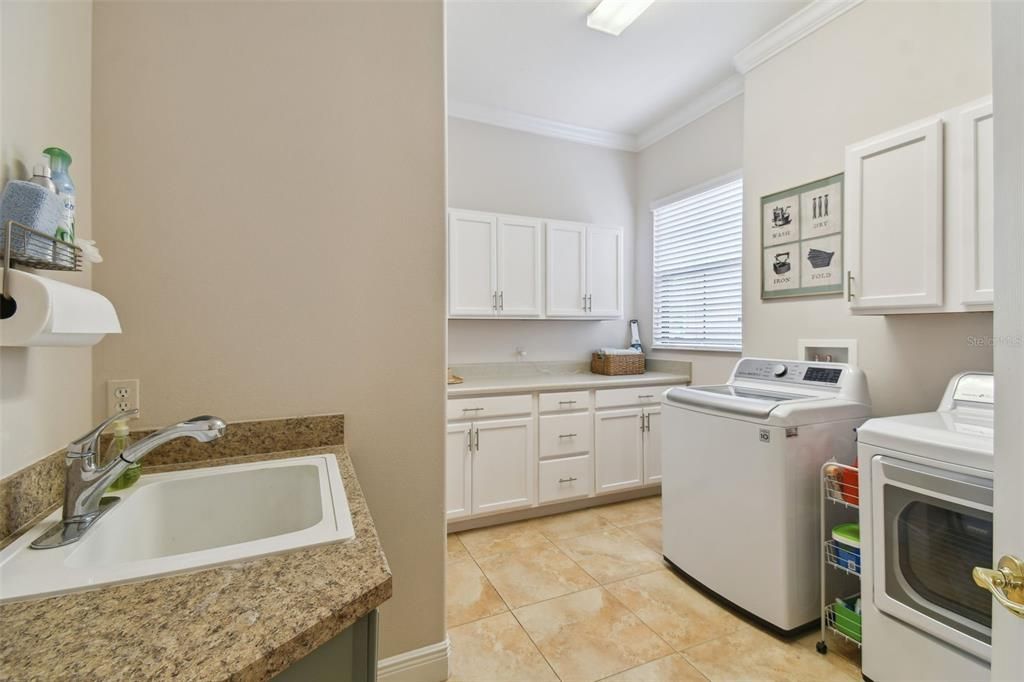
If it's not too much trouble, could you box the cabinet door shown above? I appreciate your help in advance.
[449,211,497,317]
[446,423,472,520]
[546,221,587,317]
[643,408,662,484]
[594,408,644,494]
[586,226,624,318]
[472,417,535,514]
[958,99,994,306]
[497,216,543,316]
[845,118,944,312]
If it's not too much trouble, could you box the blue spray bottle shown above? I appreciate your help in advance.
[43,147,76,243]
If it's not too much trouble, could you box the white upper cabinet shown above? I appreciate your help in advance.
[844,97,994,315]
[497,216,543,316]
[546,221,624,319]
[586,225,624,317]
[546,221,588,316]
[450,210,623,320]
[449,210,542,318]
[957,99,994,306]
[449,211,498,317]
[845,117,945,312]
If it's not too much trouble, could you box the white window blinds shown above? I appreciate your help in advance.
[652,175,743,351]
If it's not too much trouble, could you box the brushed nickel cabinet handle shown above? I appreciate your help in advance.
[638,394,655,399]
[847,271,855,302]
[558,400,577,406]
[462,407,483,413]
[499,290,504,311]
[558,476,578,483]
[558,433,577,439]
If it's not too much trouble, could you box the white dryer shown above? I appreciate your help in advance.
[661,357,871,633]
[859,372,994,682]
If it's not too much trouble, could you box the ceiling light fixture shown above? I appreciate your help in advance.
[586,0,655,37]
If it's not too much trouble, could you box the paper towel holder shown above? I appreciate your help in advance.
[1,219,83,320]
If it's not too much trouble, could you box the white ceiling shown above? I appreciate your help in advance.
[446,0,807,139]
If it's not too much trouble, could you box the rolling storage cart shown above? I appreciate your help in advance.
[817,460,862,654]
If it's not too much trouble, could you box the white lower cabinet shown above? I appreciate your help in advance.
[594,404,661,493]
[539,412,593,458]
[471,417,535,515]
[594,408,645,493]
[644,407,662,484]
[446,423,472,520]
[538,454,593,503]
[447,385,668,523]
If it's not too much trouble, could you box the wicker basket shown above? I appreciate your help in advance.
[591,352,645,376]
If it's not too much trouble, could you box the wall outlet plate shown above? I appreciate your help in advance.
[106,379,140,418]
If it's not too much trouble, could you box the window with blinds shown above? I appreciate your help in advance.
[652,174,743,351]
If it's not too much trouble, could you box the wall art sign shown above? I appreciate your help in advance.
[761,173,844,299]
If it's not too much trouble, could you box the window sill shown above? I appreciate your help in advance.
[651,345,743,354]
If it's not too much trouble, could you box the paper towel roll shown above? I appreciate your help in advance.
[0,269,121,346]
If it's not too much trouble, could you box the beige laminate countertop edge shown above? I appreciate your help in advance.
[447,371,692,398]
[0,445,392,682]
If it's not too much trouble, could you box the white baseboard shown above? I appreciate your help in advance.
[377,638,450,682]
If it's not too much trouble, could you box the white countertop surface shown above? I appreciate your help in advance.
[447,370,691,397]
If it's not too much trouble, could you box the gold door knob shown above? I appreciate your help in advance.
[973,555,1024,618]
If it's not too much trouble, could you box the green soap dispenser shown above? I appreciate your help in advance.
[106,417,141,491]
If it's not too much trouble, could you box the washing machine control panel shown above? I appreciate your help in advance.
[734,359,845,387]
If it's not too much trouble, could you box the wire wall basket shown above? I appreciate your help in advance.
[1,220,81,272]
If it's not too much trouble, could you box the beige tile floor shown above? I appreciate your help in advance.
[447,496,861,682]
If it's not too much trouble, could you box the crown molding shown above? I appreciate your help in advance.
[635,74,745,150]
[733,0,864,74]
[447,99,638,152]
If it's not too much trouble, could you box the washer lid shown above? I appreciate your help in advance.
[664,384,818,419]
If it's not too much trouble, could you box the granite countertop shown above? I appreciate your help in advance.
[448,369,691,397]
[0,444,391,681]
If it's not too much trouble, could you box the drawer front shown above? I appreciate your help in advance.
[539,455,593,503]
[538,390,591,413]
[595,386,663,409]
[539,413,593,458]
[447,394,532,420]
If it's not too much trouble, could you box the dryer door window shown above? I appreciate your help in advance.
[872,456,993,660]
[879,460,993,644]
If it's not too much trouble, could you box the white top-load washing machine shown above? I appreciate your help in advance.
[859,372,993,682]
[661,357,871,633]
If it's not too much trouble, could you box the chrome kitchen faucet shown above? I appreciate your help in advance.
[30,410,227,549]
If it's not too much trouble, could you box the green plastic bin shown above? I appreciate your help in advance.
[832,596,862,642]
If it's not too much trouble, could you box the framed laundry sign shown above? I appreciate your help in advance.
[761,173,844,299]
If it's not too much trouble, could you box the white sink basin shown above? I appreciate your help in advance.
[0,454,354,603]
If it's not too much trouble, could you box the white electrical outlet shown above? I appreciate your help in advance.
[107,379,140,417]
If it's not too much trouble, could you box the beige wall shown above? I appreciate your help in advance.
[447,118,636,363]
[0,0,93,478]
[634,96,745,386]
[91,0,446,660]
[742,0,994,416]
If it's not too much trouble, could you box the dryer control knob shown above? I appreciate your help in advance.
[772,364,788,378]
